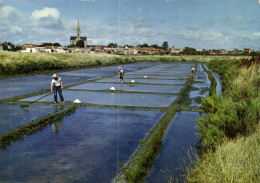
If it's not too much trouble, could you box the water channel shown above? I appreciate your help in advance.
[0,61,221,182]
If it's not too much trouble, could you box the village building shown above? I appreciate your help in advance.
[22,44,37,53]
[70,20,87,48]
[169,46,182,54]
[142,47,164,54]
[244,48,254,54]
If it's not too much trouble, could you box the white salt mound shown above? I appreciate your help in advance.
[144,76,147,78]
[131,80,135,83]
[110,87,116,90]
[74,99,82,103]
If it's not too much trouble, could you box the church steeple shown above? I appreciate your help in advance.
[77,20,81,37]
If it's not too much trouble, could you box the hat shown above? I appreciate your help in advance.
[118,67,122,70]
[52,74,58,78]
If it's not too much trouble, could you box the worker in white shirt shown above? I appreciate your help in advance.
[50,74,65,104]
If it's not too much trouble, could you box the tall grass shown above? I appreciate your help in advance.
[186,123,260,183]
[0,52,250,76]
[187,56,260,182]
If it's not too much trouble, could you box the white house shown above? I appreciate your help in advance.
[23,44,37,53]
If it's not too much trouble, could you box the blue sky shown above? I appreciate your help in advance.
[0,0,259,50]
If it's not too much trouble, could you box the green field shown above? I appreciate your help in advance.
[0,51,250,77]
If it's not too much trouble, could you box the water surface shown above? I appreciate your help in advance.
[21,90,177,107]
[145,111,202,183]
[70,82,183,93]
[0,107,165,183]
[0,103,65,135]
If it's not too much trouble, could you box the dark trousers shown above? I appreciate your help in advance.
[54,86,64,102]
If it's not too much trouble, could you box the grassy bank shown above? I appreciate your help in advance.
[0,51,249,77]
[186,56,260,182]
[201,63,217,96]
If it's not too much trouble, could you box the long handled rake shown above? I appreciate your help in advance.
[20,93,52,108]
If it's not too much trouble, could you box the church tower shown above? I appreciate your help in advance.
[77,20,81,37]
[70,20,87,48]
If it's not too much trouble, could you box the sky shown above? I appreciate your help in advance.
[0,0,259,50]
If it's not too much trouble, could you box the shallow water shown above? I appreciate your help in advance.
[58,62,160,77]
[189,63,210,107]
[114,74,189,80]
[21,90,178,107]
[0,107,165,183]
[70,82,183,94]
[95,78,186,85]
[144,111,202,183]
[0,75,93,99]
[0,103,66,135]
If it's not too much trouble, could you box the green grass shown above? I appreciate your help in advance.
[186,123,260,183]
[0,52,250,77]
[201,63,217,96]
[187,56,260,183]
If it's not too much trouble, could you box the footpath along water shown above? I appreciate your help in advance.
[0,107,164,183]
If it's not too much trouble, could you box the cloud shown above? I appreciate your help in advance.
[222,16,251,30]
[32,7,60,20]
[0,6,25,26]
[31,7,63,29]
[133,17,152,28]
[187,23,200,31]
[0,0,3,3]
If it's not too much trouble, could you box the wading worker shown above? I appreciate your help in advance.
[50,74,65,104]
[118,67,124,83]
[191,66,196,78]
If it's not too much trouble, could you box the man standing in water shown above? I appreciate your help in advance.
[51,74,65,103]
[118,67,124,83]
[191,66,196,78]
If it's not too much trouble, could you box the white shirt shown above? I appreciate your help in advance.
[51,77,62,87]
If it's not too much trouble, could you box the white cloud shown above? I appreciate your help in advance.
[0,5,17,19]
[31,7,63,29]
[253,32,260,36]
[32,7,60,20]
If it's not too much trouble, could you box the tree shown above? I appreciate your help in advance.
[53,42,61,46]
[41,42,53,46]
[181,47,197,55]
[162,41,169,51]
[150,44,160,49]
[76,40,85,48]
[107,43,117,48]
[137,43,149,48]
